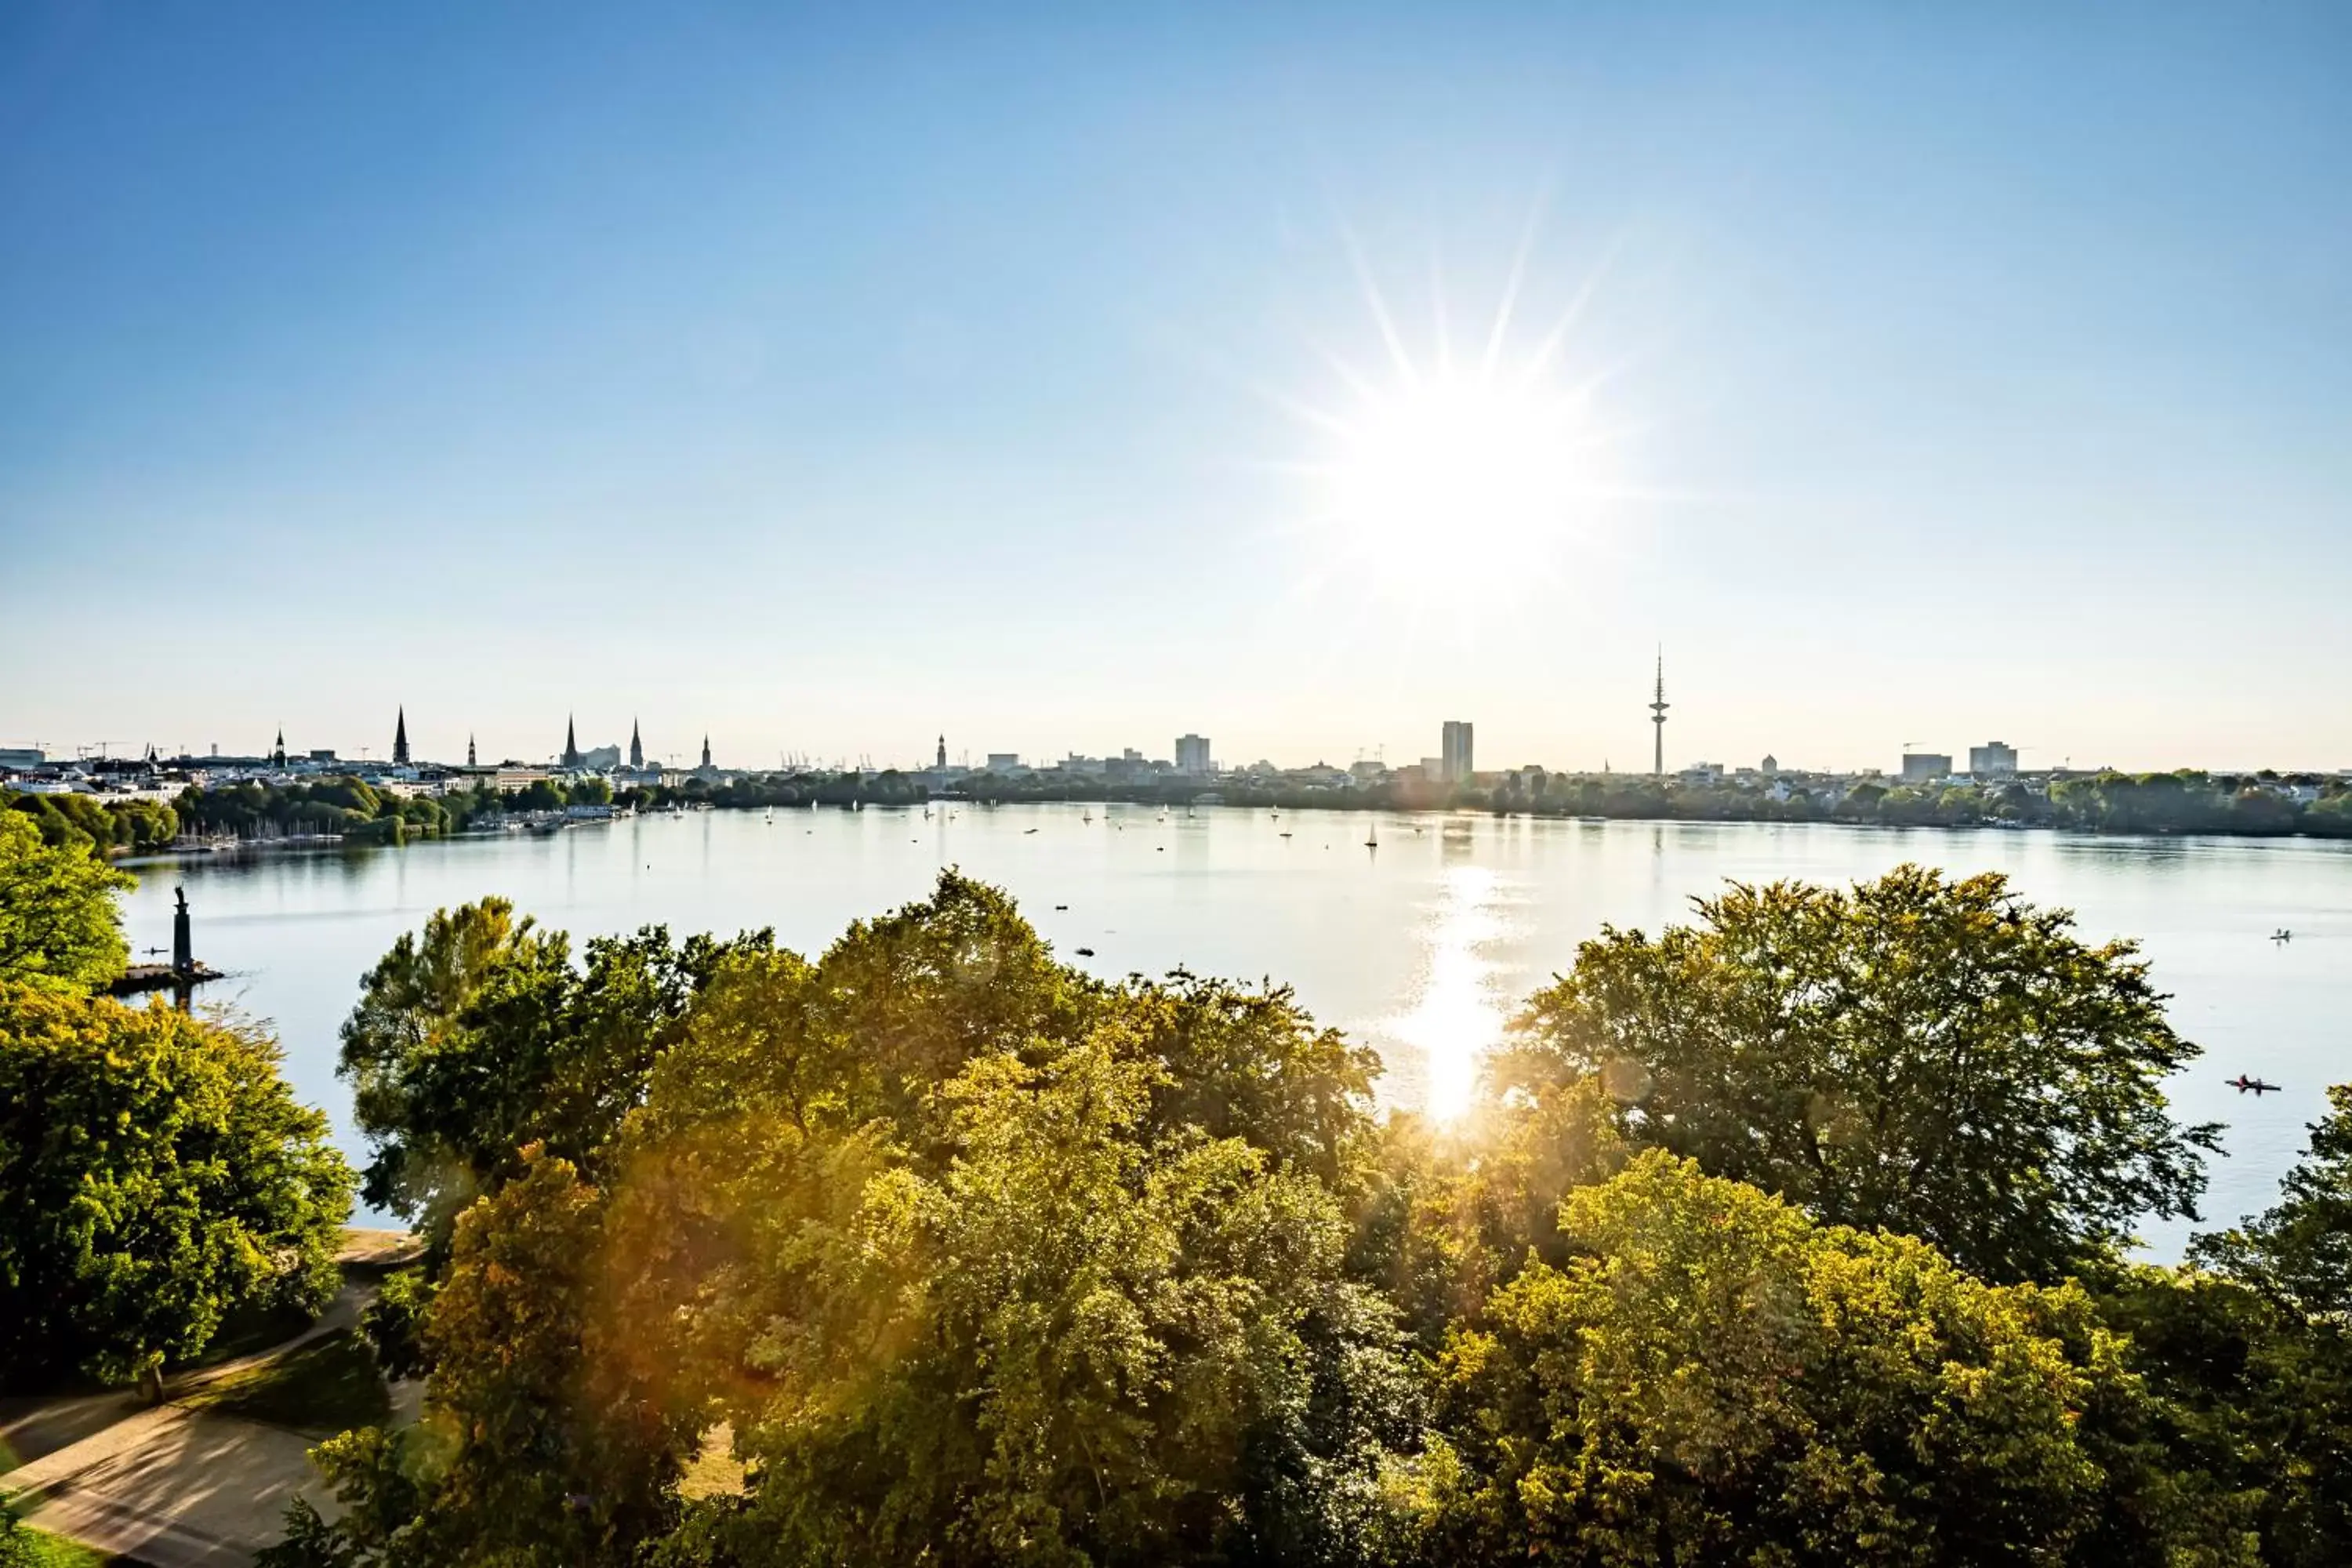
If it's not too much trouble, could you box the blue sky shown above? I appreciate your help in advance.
[5,2,2348,773]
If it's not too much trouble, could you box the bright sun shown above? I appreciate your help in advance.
[1327,374,1599,561]
[1279,243,1639,635]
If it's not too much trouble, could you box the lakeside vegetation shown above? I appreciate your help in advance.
[970,765,2352,838]
[5,805,2350,1565]
[11,761,2350,870]
[292,869,2342,1565]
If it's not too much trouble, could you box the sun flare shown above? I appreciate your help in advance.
[1277,238,1642,634]
[1325,373,1600,561]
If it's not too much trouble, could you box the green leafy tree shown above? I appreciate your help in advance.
[0,984,353,1389]
[0,810,133,991]
[275,1150,692,1568]
[339,898,768,1245]
[1507,865,2217,1281]
[1403,1150,2251,1567]
[615,1033,1414,1568]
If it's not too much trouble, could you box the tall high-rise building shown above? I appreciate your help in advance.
[1650,651,1670,777]
[1174,734,1212,775]
[1969,741,2020,778]
[561,717,583,769]
[392,706,410,767]
[629,719,644,771]
[1440,720,1474,783]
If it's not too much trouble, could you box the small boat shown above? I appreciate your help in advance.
[1024,827,1039,835]
[1054,904,1068,911]
[1279,831,1292,839]
[1364,825,1378,849]
[2227,1075,2281,1095]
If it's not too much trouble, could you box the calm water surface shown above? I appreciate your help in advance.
[121,807,2352,1252]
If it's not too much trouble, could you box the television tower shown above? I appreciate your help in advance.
[1650,649,1669,777]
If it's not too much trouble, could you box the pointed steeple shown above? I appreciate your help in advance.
[700,733,712,771]
[562,715,582,770]
[936,733,947,770]
[271,727,286,769]
[392,706,411,767]
[629,718,644,771]
[467,732,477,768]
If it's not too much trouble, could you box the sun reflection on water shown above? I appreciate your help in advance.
[1387,865,1517,1121]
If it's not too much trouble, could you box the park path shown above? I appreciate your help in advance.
[1,1230,419,1568]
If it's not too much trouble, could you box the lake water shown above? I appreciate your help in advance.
[119,805,2352,1254]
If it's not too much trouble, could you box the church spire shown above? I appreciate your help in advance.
[629,717,644,771]
[936,733,946,770]
[562,715,582,770]
[392,706,410,767]
[467,732,477,768]
[700,733,712,771]
[271,727,286,769]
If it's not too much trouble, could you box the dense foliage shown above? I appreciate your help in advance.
[260,865,2351,1566]
[5,789,178,856]
[0,811,133,991]
[338,898,771,1247]
[1508,866,2220,1282]
[0,984,354,1390]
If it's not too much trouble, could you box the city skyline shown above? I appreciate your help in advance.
[1,692,2269,783]
[5,5,2350,769]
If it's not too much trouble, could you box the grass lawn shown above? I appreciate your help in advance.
[0,1520,154,1567]
[176,1329,390,1439]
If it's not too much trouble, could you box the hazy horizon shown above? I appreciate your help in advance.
[6,3,2349,774]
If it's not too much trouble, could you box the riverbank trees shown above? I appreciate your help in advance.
[268,866,2351,1566]
[0,984,353,1392]
[0,811,132,991]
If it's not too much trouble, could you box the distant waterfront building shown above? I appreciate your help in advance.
[985,753,1022,772]
[1174,734,1212,775]
[1969,741,2020,779]
[1440,720,1474,784]
[1901,752,1954,784]
[561,717,583,770]
[392,707,411,767]
[1761,753,1780,776]
[630,720,644,771]
[937,735,947,770]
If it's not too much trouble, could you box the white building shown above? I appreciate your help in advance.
[1440,720,1474,783]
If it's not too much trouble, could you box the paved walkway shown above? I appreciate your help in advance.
[1,1230,419,1568]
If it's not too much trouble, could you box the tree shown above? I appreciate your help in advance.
[1506,865,2217,1281]
[1403,1151,2249,1567]
[2165,1083,2352,1563]
[339,899,768,1245]
[0,984,353,1389]
[2194,1084,2352,1325]
[0,809,133,991]
[612,1033,1416,1568]
[274,1150,693,1568]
